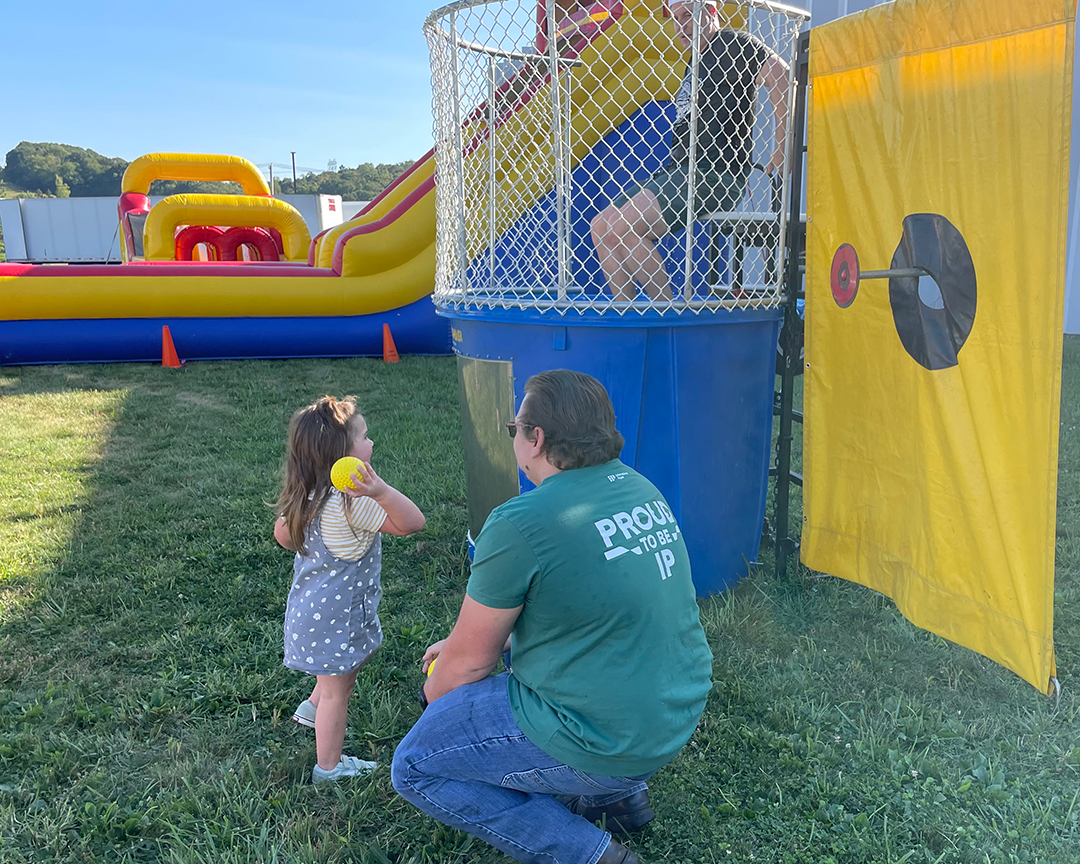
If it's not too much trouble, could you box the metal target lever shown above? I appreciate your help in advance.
[860,268,929,280]
[830,243,931,308]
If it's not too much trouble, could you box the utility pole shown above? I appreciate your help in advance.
[291,152,297,189]
[268,164,274,194]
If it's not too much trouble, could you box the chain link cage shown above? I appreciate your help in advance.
[424,0,808,316]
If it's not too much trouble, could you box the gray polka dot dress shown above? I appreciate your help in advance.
[283,514,383,675]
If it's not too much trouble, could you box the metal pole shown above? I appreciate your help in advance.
[563,59,573,293]
[860,267,928,280]
[774,31,810,580]
[449,11,470,295]
[269,164,274,194]
[546,0,569,300]
[291,152,297,187]
[683,1,704,302]
[488,56,498,290]
[773,15,801,303]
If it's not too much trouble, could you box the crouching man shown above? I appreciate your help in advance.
[392,369,713,864]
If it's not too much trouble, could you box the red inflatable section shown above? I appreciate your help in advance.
[174,226,282,261]
[216,227,281,262]
[175,226,225,261]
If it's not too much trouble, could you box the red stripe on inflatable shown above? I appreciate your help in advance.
[309,227,332,266]
[129,260,313,267]
[355,148,436,218]
[1,263,335,278]
[330,176,436,275]
[461,3,621,160]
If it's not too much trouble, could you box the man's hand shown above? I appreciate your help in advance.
[421,639,447,675]
[423,597,521,703]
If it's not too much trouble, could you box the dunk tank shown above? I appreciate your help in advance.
[424,0,807,594]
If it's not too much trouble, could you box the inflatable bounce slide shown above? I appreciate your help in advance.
[0,0,692,365]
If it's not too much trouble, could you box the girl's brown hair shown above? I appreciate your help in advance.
[275,395,360,552]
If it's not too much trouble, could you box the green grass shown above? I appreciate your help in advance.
[1,346,1078,864]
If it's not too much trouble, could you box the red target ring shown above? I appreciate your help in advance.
[830,243,860,308]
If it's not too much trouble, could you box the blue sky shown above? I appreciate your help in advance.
[2,1,441,173]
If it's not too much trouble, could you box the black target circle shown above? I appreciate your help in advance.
[888,214,977,371]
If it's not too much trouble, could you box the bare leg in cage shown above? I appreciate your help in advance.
[591,190,672,302]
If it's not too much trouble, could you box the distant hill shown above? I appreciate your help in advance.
[272,160,415,200]
[1,142,417,202]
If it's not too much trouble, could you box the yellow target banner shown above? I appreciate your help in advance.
[803,0,1074,692]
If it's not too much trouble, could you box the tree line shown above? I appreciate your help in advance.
[0,142,416,201]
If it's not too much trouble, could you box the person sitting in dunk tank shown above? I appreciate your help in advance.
[590,0,790,301]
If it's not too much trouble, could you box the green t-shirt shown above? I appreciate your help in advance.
[467,459,713,776]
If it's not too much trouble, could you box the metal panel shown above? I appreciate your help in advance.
[17,197,122,262]
[0,200,28,260]
[457,355,520,540]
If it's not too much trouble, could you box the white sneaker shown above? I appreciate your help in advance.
[292,699,316,729]
[311,754,377,784]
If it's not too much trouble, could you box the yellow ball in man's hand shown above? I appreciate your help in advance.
[426,657,437,677]
[330,456,367,493]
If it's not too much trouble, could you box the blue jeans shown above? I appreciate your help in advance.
[391,673,651,864]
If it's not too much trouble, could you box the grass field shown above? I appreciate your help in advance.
[1,345,1078,864]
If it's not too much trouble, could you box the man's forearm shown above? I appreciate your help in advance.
[770,81,788,165]
[759,51,791,173]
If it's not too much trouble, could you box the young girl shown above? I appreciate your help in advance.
[273,395,425,784]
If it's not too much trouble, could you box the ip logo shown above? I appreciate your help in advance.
[654,548,676,580]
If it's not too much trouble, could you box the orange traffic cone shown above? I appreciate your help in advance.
[162,325,183,368]
[382,323,399,364]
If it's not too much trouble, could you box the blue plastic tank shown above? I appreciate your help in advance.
[445,304,781,596]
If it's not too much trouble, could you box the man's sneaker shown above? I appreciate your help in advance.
[311,754,377,784]
[569,789,654,837]
[292,699,317,729]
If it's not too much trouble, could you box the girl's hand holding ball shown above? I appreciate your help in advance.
[331,456,366,492]
[330,456,389,500]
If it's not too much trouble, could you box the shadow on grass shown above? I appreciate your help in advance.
[0,358,488,864]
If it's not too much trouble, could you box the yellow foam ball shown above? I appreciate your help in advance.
[330,456,367,493]
[426,657,438,677]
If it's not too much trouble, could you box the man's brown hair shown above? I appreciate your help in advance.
[519,369,624,470]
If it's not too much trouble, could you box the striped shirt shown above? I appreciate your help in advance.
[319,490,387,560]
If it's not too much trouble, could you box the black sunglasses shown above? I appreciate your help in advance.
[505,421,534,439]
